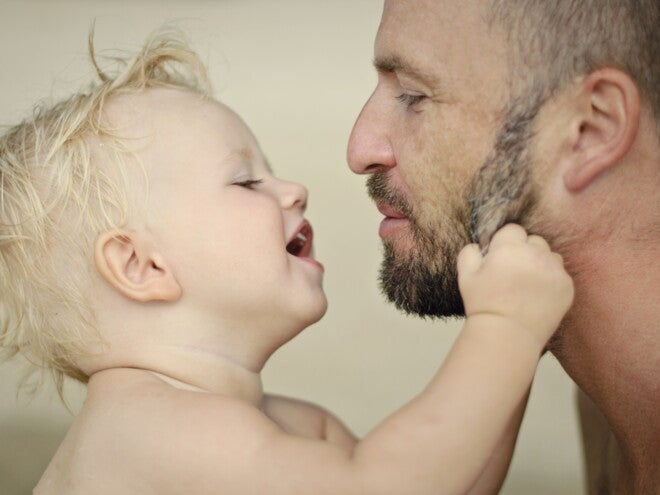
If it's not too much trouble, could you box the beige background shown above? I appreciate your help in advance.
[0,1,583,493]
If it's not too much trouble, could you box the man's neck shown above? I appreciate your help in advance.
[554,240,660,492]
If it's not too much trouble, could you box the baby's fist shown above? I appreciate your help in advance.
[458,224,574,349]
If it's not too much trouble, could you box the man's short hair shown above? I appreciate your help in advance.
[0,28,212,394]
[488,0,659,123]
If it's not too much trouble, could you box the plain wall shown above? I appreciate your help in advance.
[0,1,584,493]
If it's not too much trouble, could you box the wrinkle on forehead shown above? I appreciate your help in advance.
[377,0,487,86]
[380,0,484,43]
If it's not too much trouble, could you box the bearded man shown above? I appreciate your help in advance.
[347,1,659,493]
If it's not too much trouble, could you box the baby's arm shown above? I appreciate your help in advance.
[347,225,573,494]
[153,224,573,494]
[465,392,529,494]
[458,225,572,493]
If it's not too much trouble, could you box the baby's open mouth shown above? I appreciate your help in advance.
[286,221,313,258]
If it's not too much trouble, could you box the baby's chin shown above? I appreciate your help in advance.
[296,294,329,329]
[308,294,329,325]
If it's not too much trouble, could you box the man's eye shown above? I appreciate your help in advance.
[396,93,426,108]
[234,179,263,189]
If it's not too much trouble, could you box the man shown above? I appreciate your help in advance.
[347,1,659,494]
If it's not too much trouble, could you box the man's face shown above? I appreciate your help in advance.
[347,0,543,317]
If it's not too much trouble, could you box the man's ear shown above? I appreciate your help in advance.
[563,68,641,192]
[94,230,181,302]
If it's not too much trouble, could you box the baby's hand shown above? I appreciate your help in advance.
[457,224,574,349]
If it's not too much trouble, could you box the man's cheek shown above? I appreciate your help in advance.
[469,154,535,249]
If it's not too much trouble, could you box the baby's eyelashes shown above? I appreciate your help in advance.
[233,178,264,190]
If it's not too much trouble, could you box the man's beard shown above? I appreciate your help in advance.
[368,173,469,317]
[369,90,546,319]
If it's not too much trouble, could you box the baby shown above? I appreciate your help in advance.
[0,32,573,494]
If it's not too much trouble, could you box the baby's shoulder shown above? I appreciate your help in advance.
[37,371,273,495]
[85,370,274,455]
[263,394,357,449]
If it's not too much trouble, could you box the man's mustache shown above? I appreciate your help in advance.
[366,173,413,218]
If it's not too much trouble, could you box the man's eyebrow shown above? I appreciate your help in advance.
[373,55,439,86]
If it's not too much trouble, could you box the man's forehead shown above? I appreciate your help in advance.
[379,0,488,42]
[382,0,483,17]
[375,0,505,87]
[375,0,454,82]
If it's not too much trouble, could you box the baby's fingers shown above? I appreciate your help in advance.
[489,223,528,250]
[527,234,551,251]
[457,243,483,277]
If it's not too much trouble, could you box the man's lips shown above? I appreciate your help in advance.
[376,203,407,219]
[376,203,409,238]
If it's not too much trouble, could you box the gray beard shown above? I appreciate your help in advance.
[371,89,546,319]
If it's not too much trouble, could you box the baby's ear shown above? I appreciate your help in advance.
[94,230,181,302]
[562,68,641,192]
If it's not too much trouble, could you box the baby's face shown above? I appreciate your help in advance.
[109,88,327,333]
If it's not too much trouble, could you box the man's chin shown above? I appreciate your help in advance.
[379,243,465,319]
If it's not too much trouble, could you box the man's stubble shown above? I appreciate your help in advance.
[370,90,546,319]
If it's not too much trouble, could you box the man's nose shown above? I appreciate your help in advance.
[347,90,396,174]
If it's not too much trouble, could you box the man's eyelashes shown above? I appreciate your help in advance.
[396,93,426,107]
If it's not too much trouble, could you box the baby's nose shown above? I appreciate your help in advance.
[278,180,308,211]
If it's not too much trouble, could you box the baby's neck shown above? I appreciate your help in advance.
[87,344,266,407]
[147,360,265,407]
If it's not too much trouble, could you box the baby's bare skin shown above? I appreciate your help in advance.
[33,90,573,495]
[36,370,356,494]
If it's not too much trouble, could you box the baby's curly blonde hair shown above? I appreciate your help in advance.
[0,28,212,395]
